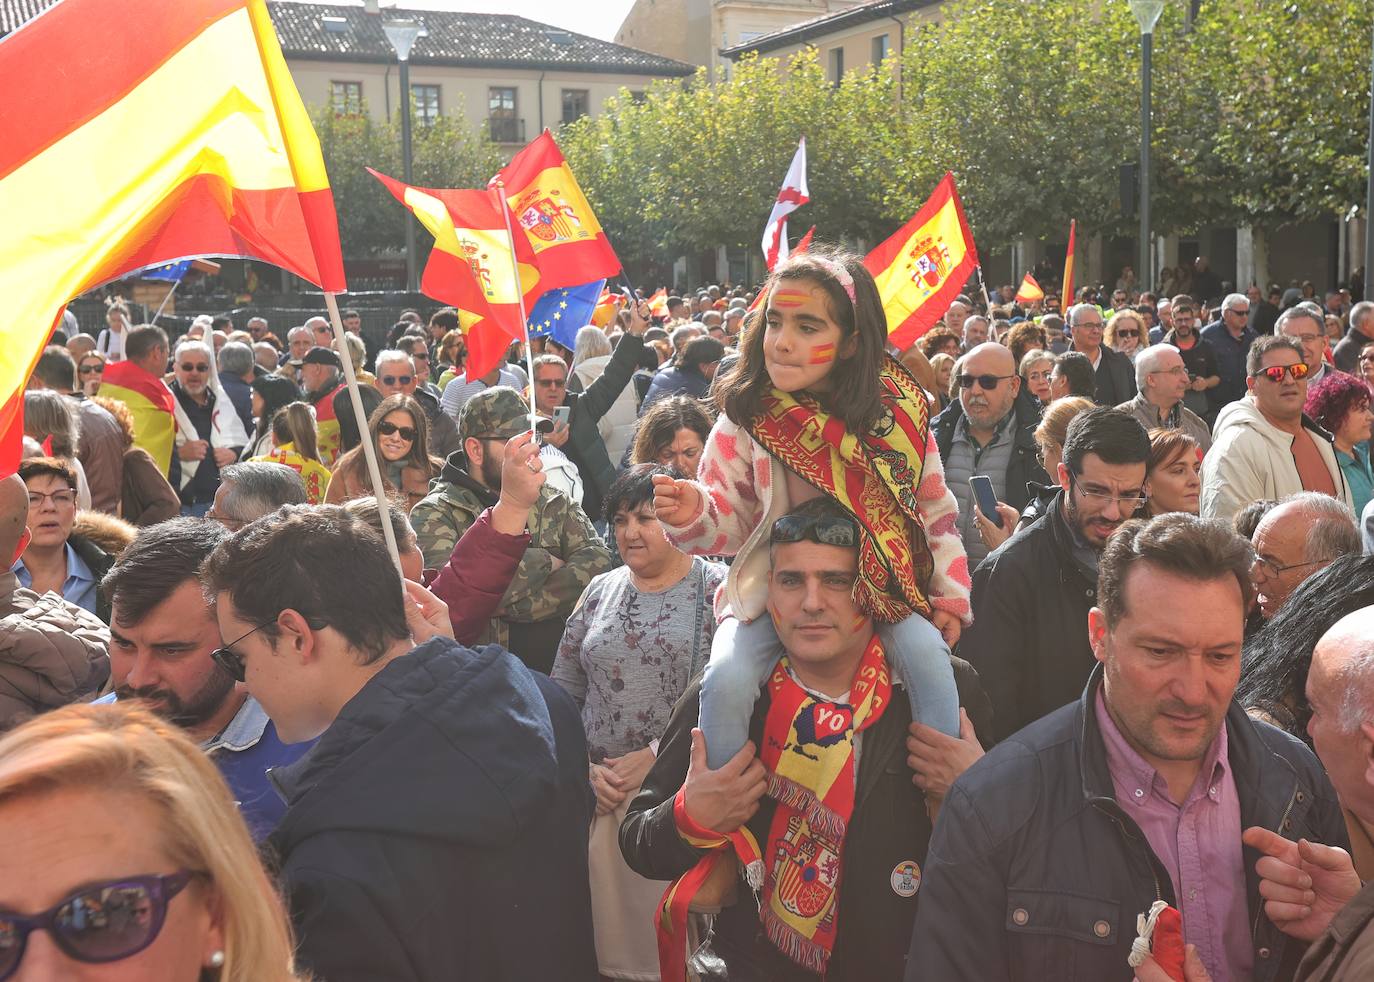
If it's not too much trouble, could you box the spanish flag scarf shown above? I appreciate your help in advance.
[655,637,891,980]
[759,635,891,972]
[745,357,935,622]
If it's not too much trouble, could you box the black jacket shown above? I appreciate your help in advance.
[411,386,460,459]
[68,534,114,624]
[907,667,1349,982]
[563,333,645,522]
[932,394,1049,514]
[958,490,1097,743]
[267,638,597,982]
[620,658,992,982]
[1070,343,1137,407]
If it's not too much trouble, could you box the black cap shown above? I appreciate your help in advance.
[301,346,342,368]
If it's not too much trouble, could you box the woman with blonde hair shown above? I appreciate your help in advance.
[248,403,332,504]
[326,394,442,511]
[0,701,306,980]
[23,388,92,510]
[1104,308,1146,362]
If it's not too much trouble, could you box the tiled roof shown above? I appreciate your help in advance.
[721,0,935,57]
[270,2,695,75]
[0,1,695,76]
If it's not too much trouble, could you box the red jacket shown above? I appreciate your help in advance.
[423,507,530,647]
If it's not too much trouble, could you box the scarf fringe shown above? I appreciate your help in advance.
[762,906,830,974]
[767,771,848,842]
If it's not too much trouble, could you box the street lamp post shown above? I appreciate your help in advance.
[1129,0,1164,294]
[383,19,424,293]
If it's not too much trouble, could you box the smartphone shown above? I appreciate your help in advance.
[969,475,1002,529]
[552,405,571,428]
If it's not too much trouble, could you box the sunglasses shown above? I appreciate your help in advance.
[0,871,194,979]
[770,513,860,548]
[78,364,103,375]
[1252,363,1310,383]
[535,378,567,388]
[378,420,416,440]
[380,375,413,386]
[956,373,1016,390]
[1115,330,1139,338]
[179,363,209,373]
[210,620,274,682]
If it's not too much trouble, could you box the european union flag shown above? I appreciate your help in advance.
[527,279,605,351]
[141,259,194,282]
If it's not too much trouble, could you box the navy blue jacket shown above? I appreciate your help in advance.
[639,364,711,413]
[267,638,597,982]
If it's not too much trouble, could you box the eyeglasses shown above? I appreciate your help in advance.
[0,871,194,980]
[1226,307,1251,317]
[210,620,275,682]
[178,363,209,373]
[378,420,416,441]
[1251,556,1324,580]
[1252,363,1310,383]
[1075,321,1105,331]
[27,489,76,508]
[78,364,103,375]
[1069,473,1148,511]
[535,378,567,388]
[1026,370,1051,383]
[956,373,1015,390]
[1287,333,1322,345]
[380,375,413,387]
[1149,365,1189,377]
[770,513,860,547]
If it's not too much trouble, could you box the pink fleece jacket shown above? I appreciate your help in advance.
[660,415,973,627]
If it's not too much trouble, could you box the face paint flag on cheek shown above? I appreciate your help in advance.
[808,342,837,365]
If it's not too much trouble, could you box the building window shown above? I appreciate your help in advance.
[872,33,890,64]
[412,84,440,126]
[331,80,362,115]
[488,86,521,143]
[561,89,590,125]
[829,47,844,85]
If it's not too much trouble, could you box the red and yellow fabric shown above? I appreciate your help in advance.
[310,386,342,467]
[648,288,669,319]
[590,288,621,328]
[370,169,540,380]
[491,130,621,291]
[758,637,891,972]
[656,788,762,982]
[249,444,331,504]
[1014,273,1044,304]
[1062,219,1077,307]
[746,358,936,623]
[863,172,979,350]
[0,0,346,474]
[97,361,177,475]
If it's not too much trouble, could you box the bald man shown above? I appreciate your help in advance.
[0,473,110,729]
[933,342,1048,565]
[1247,606,1374,980]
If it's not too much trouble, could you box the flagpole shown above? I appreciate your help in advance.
[149,279,180,325]
[975,265,995,317]
[323,292,402,576]
[494,182,539,422]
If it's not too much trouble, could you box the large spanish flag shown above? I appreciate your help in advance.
[370,169,541,380]
[863,173,979,350]
[97,361,177,475]
[0,0,346,474]
[491,130,621,291]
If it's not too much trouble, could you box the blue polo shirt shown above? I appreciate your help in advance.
[12,543,97,615]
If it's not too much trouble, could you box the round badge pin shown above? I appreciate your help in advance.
[890,860,921,898]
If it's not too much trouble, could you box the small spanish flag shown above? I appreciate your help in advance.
[1014,273,1044,304]
[491,130,621,291]
[1062,219,1077,309]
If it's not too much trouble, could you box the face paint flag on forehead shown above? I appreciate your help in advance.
[863,172,979,350]
[0,0,347,476]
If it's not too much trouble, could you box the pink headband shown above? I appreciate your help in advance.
[809,256,857,306]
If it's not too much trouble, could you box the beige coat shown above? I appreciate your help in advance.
[0,573,110,730]
[1297,879,1374,981]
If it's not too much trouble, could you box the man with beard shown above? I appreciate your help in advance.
[300,345,344,465]
[98,518,310,839]
[1162,295,1220,423]
[168,339,241,517]
[412,386,611,674]
[958,407,1151,742]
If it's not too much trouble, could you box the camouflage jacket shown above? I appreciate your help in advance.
[411,453,611,649]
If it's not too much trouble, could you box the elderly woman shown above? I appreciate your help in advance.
[1019,348,1054,404]
[326,394,442,511]
[1305,371,1374,514]
[0,702,307,980]
[1143,429,1202,517]
[552,464,726,980]
[1105,308,1146,362]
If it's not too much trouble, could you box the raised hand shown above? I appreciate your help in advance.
[1242,826,1360,941]
[651,474,703,528]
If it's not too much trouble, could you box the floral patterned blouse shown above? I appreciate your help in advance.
[551,557,726,761]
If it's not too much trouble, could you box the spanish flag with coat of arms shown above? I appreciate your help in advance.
[0,0,346,474]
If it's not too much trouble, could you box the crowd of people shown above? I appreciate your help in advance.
[3,251,1374,981]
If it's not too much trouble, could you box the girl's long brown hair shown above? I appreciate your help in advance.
[717,248,888,434]
[369,394,441,475]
